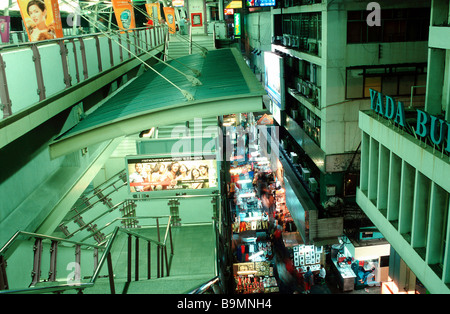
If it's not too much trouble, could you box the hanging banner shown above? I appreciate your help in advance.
[17,0,63,42]
[163,6,176,34]
[145,3,161,23]
[112,0,136,30]
[0,16,10,43]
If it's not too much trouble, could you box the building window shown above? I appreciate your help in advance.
[346,64,427,99]
[347,8,430,44]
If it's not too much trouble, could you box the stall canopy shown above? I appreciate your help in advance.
[49,48,265,159]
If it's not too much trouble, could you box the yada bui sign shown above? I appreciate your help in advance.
[369,89,450,152]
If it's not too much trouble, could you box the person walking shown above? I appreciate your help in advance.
[303,267,313,294]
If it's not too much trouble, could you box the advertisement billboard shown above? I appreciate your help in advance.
[126,155,217,193]
[0,16,10,43]
[17,0,63,42]
[264,51,285,110]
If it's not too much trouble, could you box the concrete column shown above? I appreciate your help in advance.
[377,144,389,211]
[411,171,431,250]
[398,161,414,236]
[387,152,401,222]
[359,131,370,192]
[218,0,224,21]
[368,137,379,203]
[425,48,445,116]
[426,182,447,265]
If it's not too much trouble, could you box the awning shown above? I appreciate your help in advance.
[49,48,265,159]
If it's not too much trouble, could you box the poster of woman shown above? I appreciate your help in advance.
[17,0,63,42]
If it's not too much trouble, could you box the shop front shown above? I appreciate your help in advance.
[330,234,390,292]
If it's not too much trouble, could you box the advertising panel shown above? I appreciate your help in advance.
[145,3,161,22]
[246,0,276,7]
[112,0,136,30]
[0,16,10,43]
[264,51,285,110]
[163,6,177,34]
[234,12,240,36]
[17,0,63,42]
[126,155,217,193]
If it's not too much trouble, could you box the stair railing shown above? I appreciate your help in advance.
[0,215,174,294]
[0,231,103,294]
[91,216,174,294]
[187,276,221,294]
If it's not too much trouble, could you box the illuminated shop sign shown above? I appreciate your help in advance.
[234,13,241,36]
[370,89,450,151]
[126,155,217,193]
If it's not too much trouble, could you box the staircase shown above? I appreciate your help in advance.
[0,165,218,294]
[166,34,216,59]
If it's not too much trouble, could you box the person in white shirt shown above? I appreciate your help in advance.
[319,264,326,284]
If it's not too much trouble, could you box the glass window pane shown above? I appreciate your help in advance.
[346,69,364,98]
[364,76,382,97]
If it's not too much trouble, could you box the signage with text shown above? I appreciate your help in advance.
[370,89,450,152]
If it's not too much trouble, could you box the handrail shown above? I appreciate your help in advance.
[60,181,127,225]
[187,276,220,294]
[63,199,135,239]
[0,282,95,295]
[0,26,163,52]
[0,231,104,294]
[0,230,102,259]
[0,213,173,294]
[90,221,174,293]
[79,215,170,244]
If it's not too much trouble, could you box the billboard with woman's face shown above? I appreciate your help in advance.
[17,0,63,42]
[126,155,217,193]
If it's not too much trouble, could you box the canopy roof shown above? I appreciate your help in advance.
[49,48,265,158]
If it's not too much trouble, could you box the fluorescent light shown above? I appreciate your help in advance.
[249,251,264,260]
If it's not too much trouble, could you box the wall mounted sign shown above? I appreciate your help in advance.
[0,16,10,43]
[234,12,241,36]
[369,88,450,152]
[191,13,202,27]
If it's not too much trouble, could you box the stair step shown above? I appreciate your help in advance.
[83,273,215,294]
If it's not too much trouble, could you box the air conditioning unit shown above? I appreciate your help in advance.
[291,36,299,48]
[297,79,303,93]
[304,83,311,97]
[314,86,321,107]
[290,152,298,164]
[301,83,307,96]
[308,177,318,193]
[301,167,310,180]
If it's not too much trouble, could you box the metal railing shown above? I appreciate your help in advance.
[0,215,174,294]
[0,231,103,294]
[187,276,221,294]
[0,26,167,119]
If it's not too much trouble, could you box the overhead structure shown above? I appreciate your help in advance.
[49,48,266,159]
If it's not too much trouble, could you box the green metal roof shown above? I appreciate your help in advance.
[49,48,265,158]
